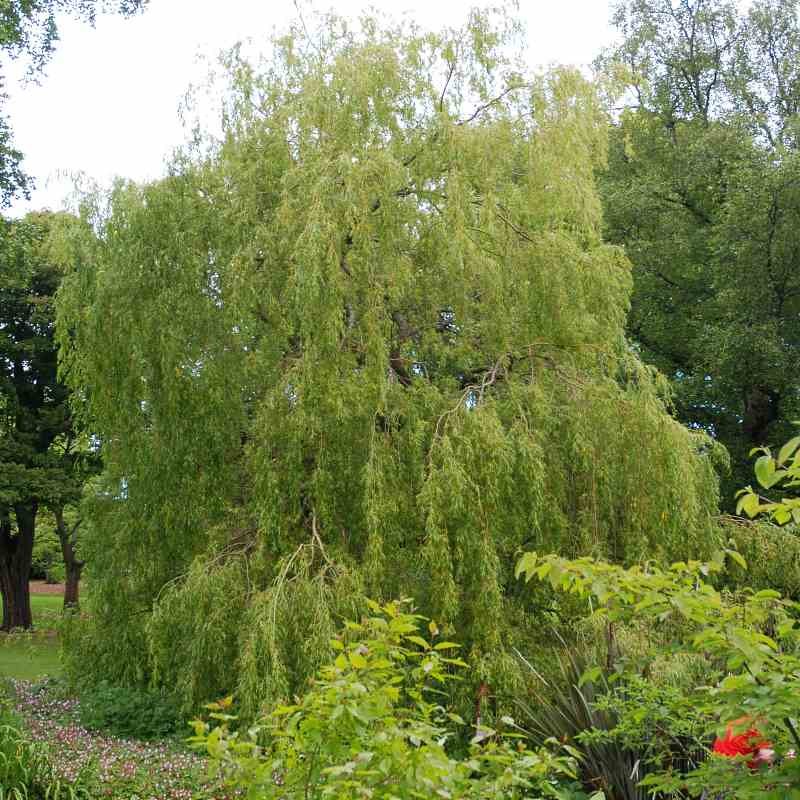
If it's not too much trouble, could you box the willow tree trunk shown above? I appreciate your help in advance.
[0,504,36,630]
[55,510,83,610]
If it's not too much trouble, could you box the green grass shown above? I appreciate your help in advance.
[0,633,61,679]
[30,593,64,626]
[0,588,64,680]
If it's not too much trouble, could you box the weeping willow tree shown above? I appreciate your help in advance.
[55,7,723,716]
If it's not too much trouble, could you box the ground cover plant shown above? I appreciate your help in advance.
[4,678,233,800]
[77,681,182,740]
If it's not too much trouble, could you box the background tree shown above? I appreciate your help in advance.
[0,0,149,205]
[57,9,722,716]
[0,1,147,71]
[600,0,800,504]
[0,1,148,629]
[0,212,92,629]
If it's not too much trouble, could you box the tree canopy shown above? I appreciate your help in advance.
[0,0,148,71]
[56,9,723,714]
[601,0,800,504]
[0,212,88,628]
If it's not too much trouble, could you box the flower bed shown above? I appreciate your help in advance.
[9,679,234,800]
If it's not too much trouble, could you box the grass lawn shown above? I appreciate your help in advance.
[0,586,65,680]
[30,592,64,625]
[0,633,61,680]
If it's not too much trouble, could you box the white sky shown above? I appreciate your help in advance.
[5,0,615,217]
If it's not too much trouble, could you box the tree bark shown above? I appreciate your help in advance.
[742,386,780,446]
[0,504,36,631]
[54,508,83,611]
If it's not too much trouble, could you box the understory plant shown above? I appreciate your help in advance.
[77,681,182,740]
[191,600,599,800]
[515,639,651,800]
[516,550,800,799]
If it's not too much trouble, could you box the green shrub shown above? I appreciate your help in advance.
[517,551,800,799]
[78,682,182,740]
[192,600,598,800]
[45,562,66,585]
[515,641,649,800]
[580,675,712,794]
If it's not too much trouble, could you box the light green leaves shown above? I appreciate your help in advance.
[55,1,724,723]
[754,454,783,489]
[726,549,747,570]
[777,435,800,467]
[738,430,800,525]
[192,600,587,799]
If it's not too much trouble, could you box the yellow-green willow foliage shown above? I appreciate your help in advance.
[55,8,723,715]
[722,517,800,599]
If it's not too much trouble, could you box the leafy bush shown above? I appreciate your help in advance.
[45,562,66,585]
[580,675,711,793]
[515,640,649,800]
[192,600,598,800]
[78,682,182,740]
[516,551,800,799]
[737,430,800,525]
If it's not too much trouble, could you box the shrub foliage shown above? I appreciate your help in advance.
[192,600,597,800]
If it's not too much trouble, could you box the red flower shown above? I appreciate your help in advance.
[713,720,772,769]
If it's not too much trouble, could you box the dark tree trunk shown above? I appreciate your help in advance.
[54,508,83,611]
[742,386,780,446]
[0,504,36,631]
[63,558,82,609]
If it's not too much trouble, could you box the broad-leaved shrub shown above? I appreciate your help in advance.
[192,600,599,800]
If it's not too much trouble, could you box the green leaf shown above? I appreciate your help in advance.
[736,490,761,518]
[774,507,791,525]
[515,552,538,581]
[578,666,602,687]
[727,549,748,570]
[754,455,781,489]
[349,651,368,669]
[777,436,800,466]
[752,589,781,600]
